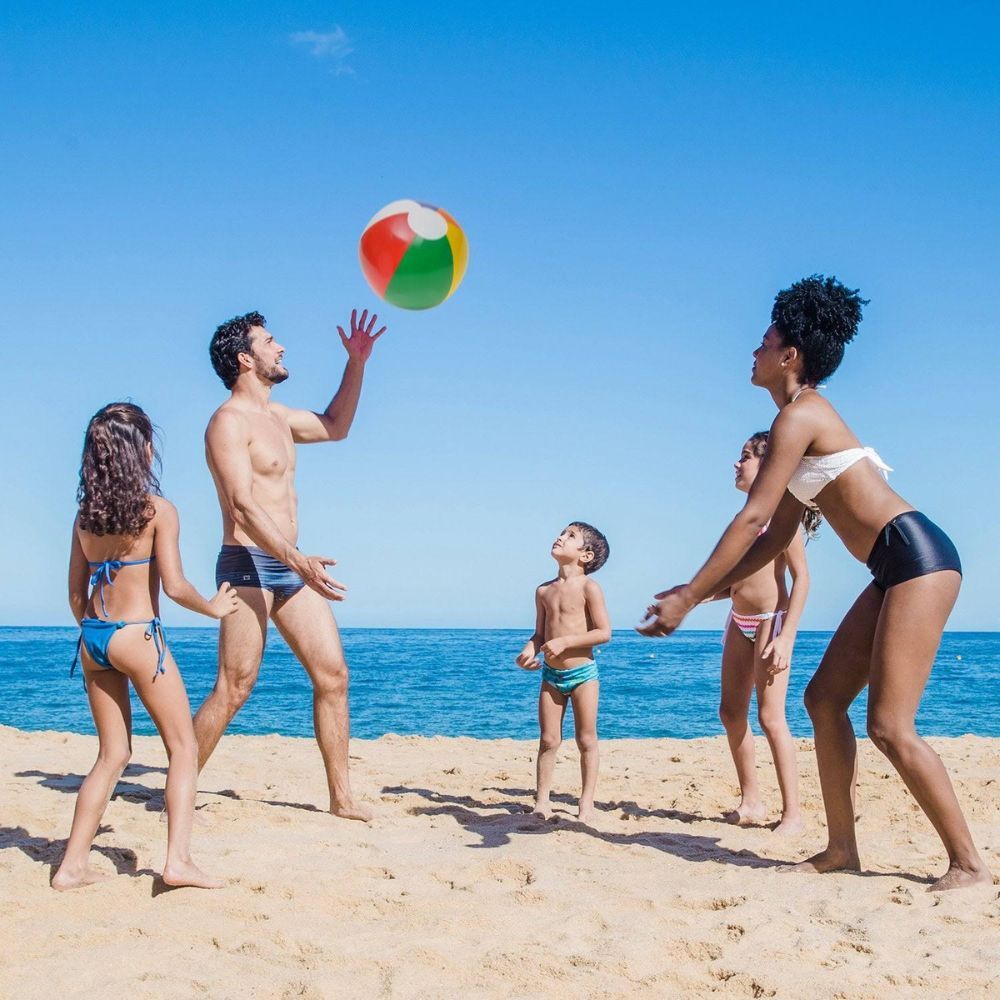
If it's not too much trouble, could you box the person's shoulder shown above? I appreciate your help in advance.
[583,575,605,596]
[535,579,556,595]
[206,401,249,437]
[148,495,177,517]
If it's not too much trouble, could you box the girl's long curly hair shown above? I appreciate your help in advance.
[747,431,822,540]
[77,402,161,537]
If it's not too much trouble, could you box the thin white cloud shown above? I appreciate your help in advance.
[290,27,353,60]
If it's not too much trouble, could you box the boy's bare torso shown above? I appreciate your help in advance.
[539,575,595,668]
[208,401,300,547]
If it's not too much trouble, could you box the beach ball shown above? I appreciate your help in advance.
[359,200,468,310]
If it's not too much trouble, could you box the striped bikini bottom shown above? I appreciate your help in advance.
[724,608,785,643]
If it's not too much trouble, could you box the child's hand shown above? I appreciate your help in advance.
[516,643,541,670]
[208,582,241,619]
[763,631,794,676]
[540,637,569,660]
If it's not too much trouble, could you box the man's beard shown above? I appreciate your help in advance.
[255,359,289,385]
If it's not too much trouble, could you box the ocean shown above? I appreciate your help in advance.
[1,627,997,740]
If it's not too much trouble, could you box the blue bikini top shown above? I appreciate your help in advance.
[88,556,155,618]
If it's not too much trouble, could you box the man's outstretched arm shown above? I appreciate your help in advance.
[275,308,386,444]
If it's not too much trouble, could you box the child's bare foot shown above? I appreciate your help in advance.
[723,802,766,826]
[162,860,225,889]
[330,799,373,823]
[772,814,804,836]
[577,803,597,825]
[532,798,552,819]
[52,865,110,891]
[778,846,861,874]
[928,862,992,892]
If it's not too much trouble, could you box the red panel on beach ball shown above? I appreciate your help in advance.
[359,215,413,297]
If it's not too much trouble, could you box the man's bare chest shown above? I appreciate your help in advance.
[247,418,296,479]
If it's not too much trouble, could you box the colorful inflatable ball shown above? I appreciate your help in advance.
[359,200,468,310]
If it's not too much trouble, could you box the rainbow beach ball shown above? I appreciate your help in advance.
[359,200,468,310]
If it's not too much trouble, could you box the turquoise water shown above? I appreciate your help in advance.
[1,628,997,739]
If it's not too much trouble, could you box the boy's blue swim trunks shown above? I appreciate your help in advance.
[541,660,599,695]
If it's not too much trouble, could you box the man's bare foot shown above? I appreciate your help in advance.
[532,799,552,819]
[162,859,225,889]
[577,803,597,825]
[928,862,993,892]
[723,802,766,826]
[778,846,861,874]
[772,814,805,837]
[330,800,373,823]
[52,865,110,891]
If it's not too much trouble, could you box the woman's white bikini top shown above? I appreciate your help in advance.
[787,447,892,509]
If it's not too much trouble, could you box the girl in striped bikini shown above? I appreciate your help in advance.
[707,431,816,834]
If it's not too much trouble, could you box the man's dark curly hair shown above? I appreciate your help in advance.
[771,276,868,385]
[570,521,610,574]
[210,311,266,389]
[77,402,162,537]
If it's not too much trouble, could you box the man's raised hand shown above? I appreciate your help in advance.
[338,308,386,364]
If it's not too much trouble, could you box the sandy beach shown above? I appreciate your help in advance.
[1,724,997,998]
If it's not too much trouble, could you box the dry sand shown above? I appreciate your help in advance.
[1,724,997,998]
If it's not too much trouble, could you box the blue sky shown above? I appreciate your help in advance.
[1,3,997,629]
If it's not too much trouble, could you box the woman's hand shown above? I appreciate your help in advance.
[636,585,695,637]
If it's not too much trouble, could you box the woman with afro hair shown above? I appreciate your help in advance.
[639,276,990,892]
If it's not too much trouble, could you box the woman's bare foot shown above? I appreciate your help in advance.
[532,798,552,818]
[52,865,110,891]
[928,862,993,892]
[577,803,597,825]
[779,846,861,874]
[723,802,766,826]
[162,860,225,889]
[330,799,373,822]
[772,814,805,836]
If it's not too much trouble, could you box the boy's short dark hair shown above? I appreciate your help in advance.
[570,521,609,574]
[210,311,266,389]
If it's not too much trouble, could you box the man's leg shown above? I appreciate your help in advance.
[193,587,272,773]
[271,586,371,821]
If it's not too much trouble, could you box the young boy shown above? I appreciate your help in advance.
[516,522,611,824]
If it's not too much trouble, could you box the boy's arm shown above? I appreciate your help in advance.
[762,526,810,674]
[271,309,385,444]
[540,579,612,658]
[516,587,547,669]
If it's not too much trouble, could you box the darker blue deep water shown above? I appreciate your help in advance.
[1,628,997,740]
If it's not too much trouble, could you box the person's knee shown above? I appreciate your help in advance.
[757,705,787,738]
[866,713,916,758]
[312,658,349,700]
[719,700,746,731]
[539,733,561,753]
[219,672,258,715]
[98,745,131,773]
[575,730,598,754]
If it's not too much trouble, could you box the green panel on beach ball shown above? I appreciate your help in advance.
[384,236,454,310]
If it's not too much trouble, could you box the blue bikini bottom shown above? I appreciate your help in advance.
[71,617,167,683]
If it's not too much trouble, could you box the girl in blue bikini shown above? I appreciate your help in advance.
[53,402,238,891]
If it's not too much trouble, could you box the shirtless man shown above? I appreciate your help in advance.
[194,308,384,821]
